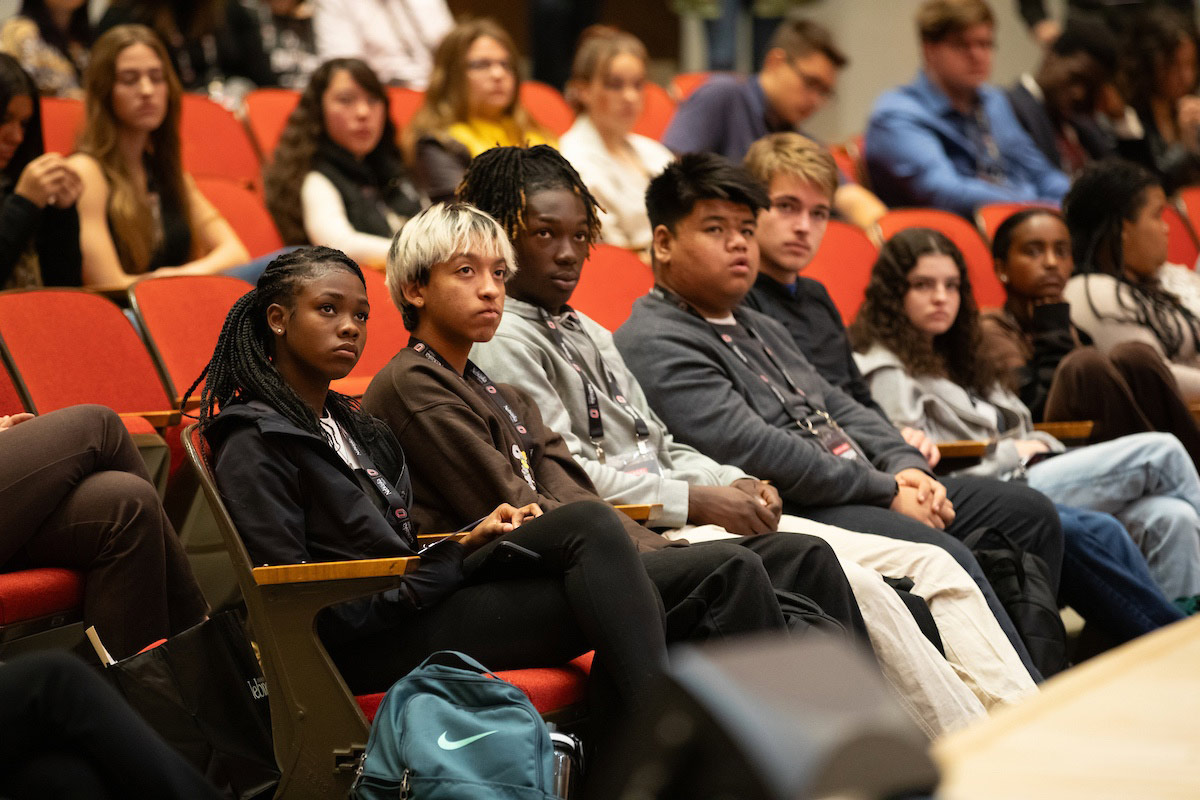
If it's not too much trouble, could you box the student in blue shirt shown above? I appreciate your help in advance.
[865,0,1070,217]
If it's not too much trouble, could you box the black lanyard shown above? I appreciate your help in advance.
[652,285,836,436]
[408,337,538,491]
[327,415,417,549]
[537,308,651,459]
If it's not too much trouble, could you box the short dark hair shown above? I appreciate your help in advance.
[1051,14,1118,74]
[645,152,770,233]
[917,0,995,43]
[767,16,847,69]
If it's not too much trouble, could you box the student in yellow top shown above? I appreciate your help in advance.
[402,17,554,203]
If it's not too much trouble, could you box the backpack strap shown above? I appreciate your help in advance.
[415,650,498,677]
[961,527,1028,587]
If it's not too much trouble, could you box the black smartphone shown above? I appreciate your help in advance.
[473,540,544,582]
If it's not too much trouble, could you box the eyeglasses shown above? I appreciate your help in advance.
[466,58,513,74]
[787,60,836,101]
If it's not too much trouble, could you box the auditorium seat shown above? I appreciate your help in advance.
[39,95,83,155]
[669,71,712,102]
[572,244,654,331]
[804,219,879,324]
[194,176,285,259]
[632,82,676,141]
[519,81,575,137]
[180,94,263,190]
[975,201,1055,243]
[243,87,301,160]
[1164,203,1199,267]
[877,208,1006,309]
[386,86,425,132]
[331,267,406,397]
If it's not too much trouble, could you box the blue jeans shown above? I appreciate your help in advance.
[1055,504,1184,643]
[221,247,300,285]
[1028,432,1200,600]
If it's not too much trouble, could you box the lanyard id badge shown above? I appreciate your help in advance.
[607,448,662,476]
[800,411,869,462]
[340,428,417,548]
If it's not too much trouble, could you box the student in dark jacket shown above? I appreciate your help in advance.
[195,246,671,748]
[0,54,81,288]
[616,151,1066,676]
[361,201,875,653]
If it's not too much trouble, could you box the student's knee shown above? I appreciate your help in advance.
[1058,345,1110,377]
[1108,340,1162,371]
[550,500,630,550]
[75,471,164,546]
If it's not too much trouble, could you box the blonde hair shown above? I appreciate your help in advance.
[386,202,517,329]
[565,25,648,113]
[402,18,546,161]
[743,132,838,202]
[917,0,995,42]
[79,24,189,275]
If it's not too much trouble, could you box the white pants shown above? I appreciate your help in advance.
[667,514,1037,738]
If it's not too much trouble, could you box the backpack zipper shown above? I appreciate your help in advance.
[399,768,411,799]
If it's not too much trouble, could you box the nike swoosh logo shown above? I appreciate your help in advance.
[437,730,498,750]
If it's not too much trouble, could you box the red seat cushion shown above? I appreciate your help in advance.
[354,657,593,723]
[0,568,84,625]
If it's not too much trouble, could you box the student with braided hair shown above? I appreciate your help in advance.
[193,245,672,748]
[1063,159,1200,401]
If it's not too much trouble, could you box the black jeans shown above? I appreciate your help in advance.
[0,652,222,800]
[794,475,1064,682]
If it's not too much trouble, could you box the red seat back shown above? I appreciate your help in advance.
[631,82,676,141]
[129,275,253,402]
[519,81,575,137]
[0,351,29,415]
[243,88,301,160]
[573,244,654,331]
[181,94,263,188]
[804,220,880,324]
[40,96,83,155]
[669,71,712,102]
[0,290,173,414]
[1164,202,1199,266]
[386,87,425,133]
[877,209,1006,310]
[194,176,284,258]
[974,202,1055,244]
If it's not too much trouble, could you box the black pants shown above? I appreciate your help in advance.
[0,405,209,659]
[794,475,1064,682]
[0,652,222,800]
[332,500,668,737]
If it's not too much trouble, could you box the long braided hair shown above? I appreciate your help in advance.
[455,145,603,245]
[187,246,388,452]
[1064,159,1200,359]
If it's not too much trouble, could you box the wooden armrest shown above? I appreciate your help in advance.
[416,532,467,544]
[252,556,420,585]
[1033,420,1094,442]
[614,503,661,522]
[937,440,988,459]
[120,410,182,429]
[1191,403,1200,424]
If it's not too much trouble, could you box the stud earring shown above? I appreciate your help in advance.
[998,274,1008,283]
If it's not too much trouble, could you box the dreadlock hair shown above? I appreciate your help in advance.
[187,246,389,452]
[455,144,604,246]
[644,152,770,234]
[1064,158,1200,359]
[850,227,1003,395]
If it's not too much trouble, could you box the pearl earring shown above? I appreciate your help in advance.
[999,274,1008,283]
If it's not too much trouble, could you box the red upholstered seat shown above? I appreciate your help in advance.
[40,96,83,155]
[331,268,406,397]
[632,83,675,141]
[354,654,594,723]
[180,94,262,189]
[974,201,1056,243]
[572,244,654,331]
[669,71,712,102]
[194,177,285,259]
[0,568,83,625]
[244,88,301,160]
[877,208,1006,310]
[0,357,27,415]
[386,87,425,131]
[803,220,879,324]
[519,81,575,137]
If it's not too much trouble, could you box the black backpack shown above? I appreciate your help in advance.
[963,527,1068,678]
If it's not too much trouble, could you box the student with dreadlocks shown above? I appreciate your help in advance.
[361,199,881,702]
[192,245,673,743]
[1064,159,1200,402]
[462,145,1041,737]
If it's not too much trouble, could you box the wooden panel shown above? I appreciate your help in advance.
[1033,420,1093,443]
[252,556,420,585]
[937,440,988,459]
[614,504,659,522]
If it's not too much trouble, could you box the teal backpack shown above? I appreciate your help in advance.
[350,651,557,800]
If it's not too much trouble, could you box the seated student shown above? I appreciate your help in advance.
[850,228,1200,625]
[1006,14,1121,176]
[361,203,876,670]
[264,58,423,268]
[462,145,1037,734]
[558,26,673,255]
[865,0,1070,217]
[615,151,1069,676]
[741,132,942,468]
[312,0,452,90]
[982,207,1200,467]
[402,19,555,205]
[0,54,82,289]
[97,0,275,93]
[195,246,670,750]
[68,25,251,289]
[0,0,92,98]
[1,405,209,660]
[662,17,886,232]
[255,0,320,92]
[1063,159,1200,401]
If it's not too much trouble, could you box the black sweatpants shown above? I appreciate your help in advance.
[0,652,223,800]
[794,475,1064,682]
